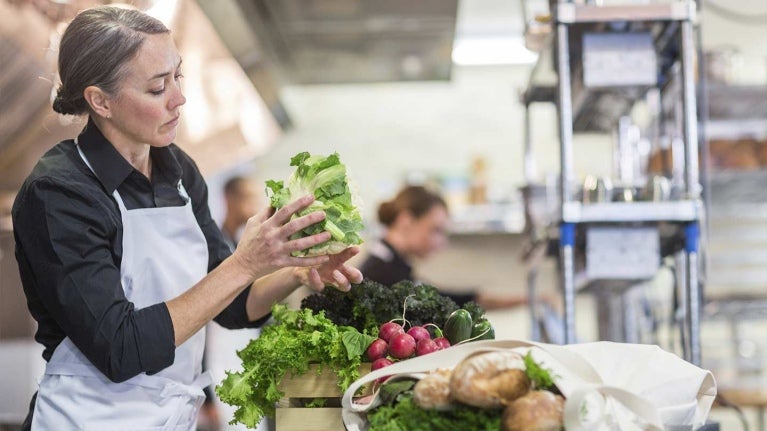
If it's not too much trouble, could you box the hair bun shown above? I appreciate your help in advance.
[52,87,80,115]
[377,200,397,226]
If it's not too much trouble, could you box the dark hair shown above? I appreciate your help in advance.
[377,185,448,227]
[53,6,169,115]
[224,176,250,197]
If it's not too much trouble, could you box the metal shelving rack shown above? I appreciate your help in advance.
[521,1,704,365]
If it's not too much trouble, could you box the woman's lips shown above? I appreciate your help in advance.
[165,116,180,127]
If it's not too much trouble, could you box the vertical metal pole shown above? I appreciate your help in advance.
[681,12,702,366]
[557,24,574,203]
[524,104,537,183]
[527,268,541,341]
[675,250,689,358]
[561,223,577,344]
[556,17,576,344]
[685,222,701,366]
[680,20,699,199]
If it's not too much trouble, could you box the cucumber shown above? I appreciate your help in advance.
[471,320,495,341]
[443,309,473,344]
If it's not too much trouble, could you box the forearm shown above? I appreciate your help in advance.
[166,257,253,346]
[245,267,301,321]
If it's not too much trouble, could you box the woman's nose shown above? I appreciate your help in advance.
[169,82,186,109]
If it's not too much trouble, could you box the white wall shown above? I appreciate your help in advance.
[700,0,767,84]
[251,64,614,223]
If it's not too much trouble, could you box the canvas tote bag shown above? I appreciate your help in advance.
[342,340,716,431]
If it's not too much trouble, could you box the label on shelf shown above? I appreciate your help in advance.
[583,32,657,87]
[586,226,660,279]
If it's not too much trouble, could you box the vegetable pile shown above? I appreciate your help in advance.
[218,281,497,428]
[265,151,364,257]
[216,304,375,428]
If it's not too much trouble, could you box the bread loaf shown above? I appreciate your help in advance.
[413,368,453,410]
[449,351,530,408]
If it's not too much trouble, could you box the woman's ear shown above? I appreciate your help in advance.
[83,85,112,119]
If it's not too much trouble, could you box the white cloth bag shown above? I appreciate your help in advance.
[341,340,717,431]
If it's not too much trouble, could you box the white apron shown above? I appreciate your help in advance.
[31,144,211,431]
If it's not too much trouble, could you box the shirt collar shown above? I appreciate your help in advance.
[77,119,183,193]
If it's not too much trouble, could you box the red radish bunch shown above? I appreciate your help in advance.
[364,322,452,374]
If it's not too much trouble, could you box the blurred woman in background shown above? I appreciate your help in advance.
[360,185,528,309]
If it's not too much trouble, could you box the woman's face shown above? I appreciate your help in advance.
[107,32,185,147]
[407,205,449,259]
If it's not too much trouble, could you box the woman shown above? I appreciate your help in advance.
[12,6,361,430]
[360,185,527,309]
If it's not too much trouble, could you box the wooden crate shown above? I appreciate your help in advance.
[275,363,371,431]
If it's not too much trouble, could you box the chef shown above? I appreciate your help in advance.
[11,6,362,430]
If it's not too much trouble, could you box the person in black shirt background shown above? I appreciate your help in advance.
[360,185,528,309]
[12,6,361,430]
[220,176,261,252]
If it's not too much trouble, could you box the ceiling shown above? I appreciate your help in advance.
[196,0,527,85]
[262,0,457,84]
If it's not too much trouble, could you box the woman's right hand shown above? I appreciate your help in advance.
[231,195,331,281]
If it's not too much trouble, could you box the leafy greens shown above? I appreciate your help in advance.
[265,152,364,256]
[301,279,470,334]
[368,391,501,431]
[216,304,375,428]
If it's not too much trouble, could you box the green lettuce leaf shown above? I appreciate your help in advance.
[265,152,364,256]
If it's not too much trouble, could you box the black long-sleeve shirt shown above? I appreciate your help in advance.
[12,121,267,384]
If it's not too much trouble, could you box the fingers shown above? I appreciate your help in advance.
[270,195,315,225]
[280,210,326,238]
[252,207,273,225]
[285,231,331,254]
[331,269,352,292]
[332,246,360,262]
[307,268,325,292]
[339,264,363,284]
[288,254,330,268]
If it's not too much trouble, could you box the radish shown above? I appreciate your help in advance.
[366,339,388,361]
[406,326,431,343]
[416,338,440,356]
[433,337,451,350]
[371,357,394,383]
[389,333,416,359]
[371,357,393,371]
[378,321,404,342]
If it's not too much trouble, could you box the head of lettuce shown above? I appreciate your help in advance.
[265,152,364,257]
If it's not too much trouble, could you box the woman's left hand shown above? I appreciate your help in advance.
[294,246,363,292]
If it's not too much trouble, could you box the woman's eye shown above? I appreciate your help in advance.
[175,72,184,81]
[150,88,165,95]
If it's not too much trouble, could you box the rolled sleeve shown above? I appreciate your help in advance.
[212,287,271,329]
